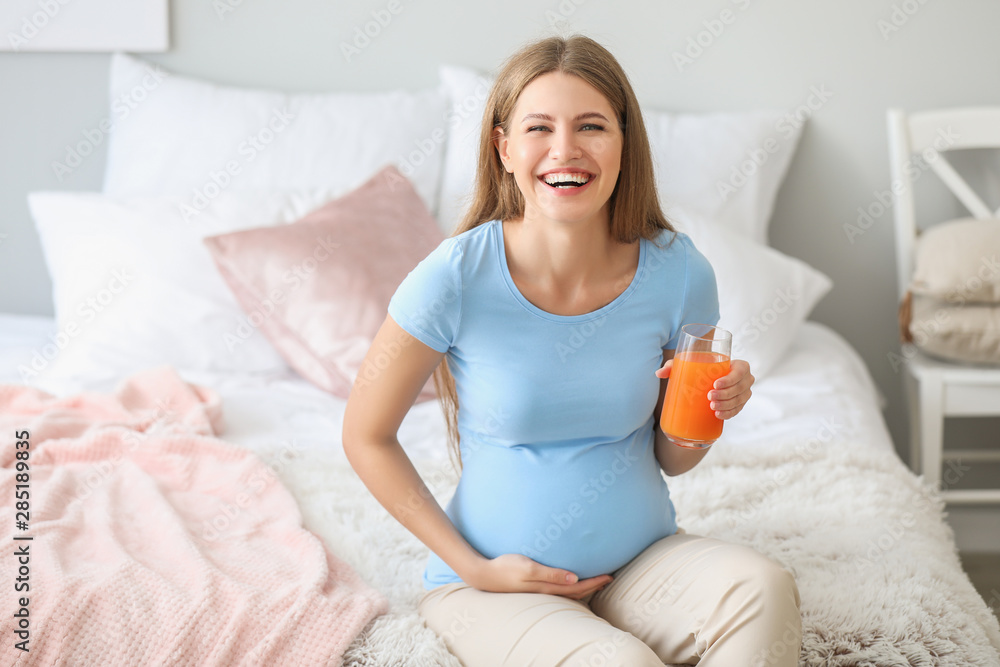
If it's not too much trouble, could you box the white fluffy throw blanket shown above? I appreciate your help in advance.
[276,436,1000,666]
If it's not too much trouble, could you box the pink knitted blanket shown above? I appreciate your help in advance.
[0,366,387,666]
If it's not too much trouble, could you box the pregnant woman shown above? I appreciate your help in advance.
[343,34,801,666]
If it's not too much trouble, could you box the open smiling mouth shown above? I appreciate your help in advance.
[540,173,593,190]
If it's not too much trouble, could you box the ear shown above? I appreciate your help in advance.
[492,126,513,173]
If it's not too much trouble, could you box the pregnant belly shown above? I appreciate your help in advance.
[447,431,676,578]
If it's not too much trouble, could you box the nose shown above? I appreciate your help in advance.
[549,127,583,160]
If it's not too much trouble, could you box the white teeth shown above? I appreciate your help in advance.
[542,172,591,186]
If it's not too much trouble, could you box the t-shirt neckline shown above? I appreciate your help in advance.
[493,219,647,323]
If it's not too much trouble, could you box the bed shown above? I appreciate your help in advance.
[1,52,999,666]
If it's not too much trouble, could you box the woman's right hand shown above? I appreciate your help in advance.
[344,320,612,602]
[466,553,613,600]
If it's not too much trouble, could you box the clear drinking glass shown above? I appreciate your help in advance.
[659,324,733,449]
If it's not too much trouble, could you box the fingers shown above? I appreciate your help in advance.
[558,576,613,599]
[656,358,754,418]
[557,570,577,584]
[709,381,752,418]
[565,582,608,600]
[540,568,606,588]
[711,389,752,419]
[710,360,753,399]
[712,359,753,390]
[654,359,673,378]
[535,572,613,599]
[708,359,753,419]
[486,556,613,599]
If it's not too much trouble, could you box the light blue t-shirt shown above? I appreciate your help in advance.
[387,219,720,590]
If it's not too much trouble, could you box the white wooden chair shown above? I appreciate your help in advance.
[887,106,1000,504]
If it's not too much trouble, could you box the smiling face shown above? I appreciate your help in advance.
[493,70,623,230]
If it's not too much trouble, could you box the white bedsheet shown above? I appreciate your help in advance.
[0,312,894,463]
[7,312,1000,665]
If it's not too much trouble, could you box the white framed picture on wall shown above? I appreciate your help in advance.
[1,0,169,52]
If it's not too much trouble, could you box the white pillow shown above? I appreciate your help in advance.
[102,52,448,217]
[437,65,494,236]
[436,65,802,245]
[680,220,833,379]
[645,111,800,246]
[26,189,346,385]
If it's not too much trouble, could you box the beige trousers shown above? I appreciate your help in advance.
[417,531,802,666]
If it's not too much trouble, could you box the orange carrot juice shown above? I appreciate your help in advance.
[659,351,731,444]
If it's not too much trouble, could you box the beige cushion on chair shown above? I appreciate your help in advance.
[906,295,1000,364]
[901,217,1000,364]
[911,217,1000,302]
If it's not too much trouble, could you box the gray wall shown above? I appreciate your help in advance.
[2,0,998,472]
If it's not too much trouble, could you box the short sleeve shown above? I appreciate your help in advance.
[664,236,721,350]
[387,237,463,353]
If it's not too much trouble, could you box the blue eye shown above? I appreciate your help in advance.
[525,124,605,132]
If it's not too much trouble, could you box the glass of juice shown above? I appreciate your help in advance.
[659,324,732,449]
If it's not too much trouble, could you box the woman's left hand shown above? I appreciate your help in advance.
[656,358,754,420]
[707,359,754,420]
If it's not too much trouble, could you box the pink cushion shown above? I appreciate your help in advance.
[203,165,444,401]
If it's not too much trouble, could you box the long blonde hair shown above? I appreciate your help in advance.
[434,34,676,472]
